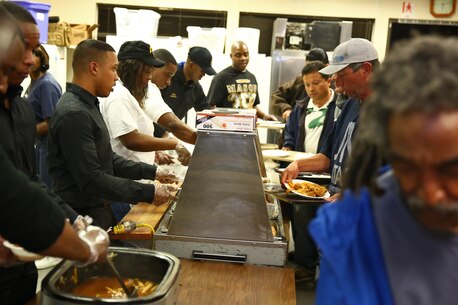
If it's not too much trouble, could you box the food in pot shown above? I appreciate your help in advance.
[72,277,157,298]
[287,180,327,197]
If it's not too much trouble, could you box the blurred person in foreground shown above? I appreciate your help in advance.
[26,44,62,187]
[207,41,276,121]
[310,35,458,305]
[48,39,172,230]
[272,47,329,120]
[282,38,379,201]
[0,6,108,305]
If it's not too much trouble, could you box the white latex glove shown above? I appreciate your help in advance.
[73,217,109,267]
[72,215,93,232]
[152,181,176,206]
[156,166,180,184]
[155,151,174,165]
[175,142,191,166]
[160,182,180,193]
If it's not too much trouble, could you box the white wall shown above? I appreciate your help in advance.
[44,0,458,61]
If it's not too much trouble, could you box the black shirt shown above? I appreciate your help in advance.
[0,147,65,253]
[157,62,211,137]
[0,86,78,221]
[0,86,36,176]
[48,83,157,209]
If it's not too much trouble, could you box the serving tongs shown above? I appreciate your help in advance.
[106,255,137,298]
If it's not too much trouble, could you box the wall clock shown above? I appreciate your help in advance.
[430,0,456,17]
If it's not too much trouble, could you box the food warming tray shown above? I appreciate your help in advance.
[154,131,287,266]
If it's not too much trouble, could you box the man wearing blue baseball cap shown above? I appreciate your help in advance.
[156,46,215,138]
[282,38,379,203]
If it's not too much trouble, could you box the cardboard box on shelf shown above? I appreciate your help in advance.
[47,22,71,46]
[69,24,98,46]
[47,22,98,47]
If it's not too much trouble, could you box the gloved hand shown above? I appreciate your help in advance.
[160,182,180,193]
[152,181,176,206]
[263,114,278,121]
[72,215,93,232]
[155,151,174,165]
[175,142,191,166]
[156,167,180,184]
[72,216,109,267]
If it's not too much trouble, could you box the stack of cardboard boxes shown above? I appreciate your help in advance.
[48,22,98,46]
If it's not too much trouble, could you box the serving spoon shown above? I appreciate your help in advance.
[106,255,137,298]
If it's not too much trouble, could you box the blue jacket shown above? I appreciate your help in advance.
[283,94,337,152]
[309,189,395,305]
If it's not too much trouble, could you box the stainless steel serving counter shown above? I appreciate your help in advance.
[154,130,287,266]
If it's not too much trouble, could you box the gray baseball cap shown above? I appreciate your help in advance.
[320,38,378,75]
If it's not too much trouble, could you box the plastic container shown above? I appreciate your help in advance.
[114,7,161,38]
[186,26,226,56]
[234,27,261,55]
[10,0,51,43]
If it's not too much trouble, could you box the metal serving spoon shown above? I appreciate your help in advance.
[106,255,137,298]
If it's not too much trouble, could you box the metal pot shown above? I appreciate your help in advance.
[40,247,180,305]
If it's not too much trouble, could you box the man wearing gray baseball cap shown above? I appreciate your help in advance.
[282,38,379,202]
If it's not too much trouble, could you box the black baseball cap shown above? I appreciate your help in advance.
[188,46,216,75]
[118,40,164,67]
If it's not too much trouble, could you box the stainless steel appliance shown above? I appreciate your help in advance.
[154,130,287,266]
[40,247,180,305]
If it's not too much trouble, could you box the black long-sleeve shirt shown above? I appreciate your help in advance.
[0,86,78,221]
[0,147,65,253]
[157,62,211,137]
[48,83,157,209]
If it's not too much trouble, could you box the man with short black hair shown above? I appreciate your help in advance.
[272,48,329,119]
[157,46,215,138]
[48,39,171,230]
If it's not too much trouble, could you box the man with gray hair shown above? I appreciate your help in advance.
[310,35,458,305]
[282,38,379,200]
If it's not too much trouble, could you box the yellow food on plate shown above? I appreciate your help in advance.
[287,180,327,197]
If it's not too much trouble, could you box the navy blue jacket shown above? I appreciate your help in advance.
[283,93,337,152]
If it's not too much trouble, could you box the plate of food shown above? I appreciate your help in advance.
[284,179,330,199]
[3,240,43,261]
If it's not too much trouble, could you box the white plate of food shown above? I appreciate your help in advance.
[3,241,43,261]
[284,179,330,199]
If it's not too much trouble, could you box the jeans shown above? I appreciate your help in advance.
[36,136,51,188]
[110,202,132,223]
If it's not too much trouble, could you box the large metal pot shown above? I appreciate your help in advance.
[40,247,180,305]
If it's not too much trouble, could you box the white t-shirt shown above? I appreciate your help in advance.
[304,89,335,153]
[100,81,155,165]
[144,82,173,126]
